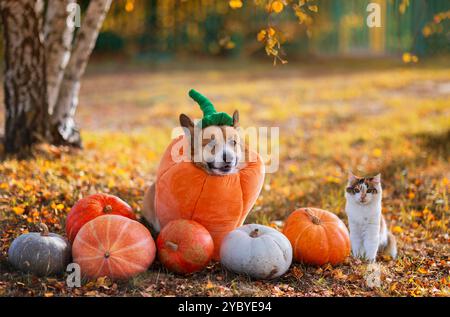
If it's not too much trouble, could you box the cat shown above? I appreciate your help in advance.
[344,172,397,262]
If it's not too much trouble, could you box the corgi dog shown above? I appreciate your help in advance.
[142,110,249,233]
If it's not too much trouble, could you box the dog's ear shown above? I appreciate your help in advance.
[232,110,239,128]
[179,114,194,137]
[179,114,194,129]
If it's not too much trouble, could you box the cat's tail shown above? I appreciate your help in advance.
[384,231,397,259]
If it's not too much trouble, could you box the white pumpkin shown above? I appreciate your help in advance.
[220,224,293,279]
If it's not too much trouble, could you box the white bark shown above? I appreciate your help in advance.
[51,0,112,145]
[44,0,75,114]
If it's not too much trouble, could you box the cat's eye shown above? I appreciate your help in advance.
[367,188,377,194]
[346,187,358,194]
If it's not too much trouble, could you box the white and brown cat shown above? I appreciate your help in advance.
[345,172,397,262]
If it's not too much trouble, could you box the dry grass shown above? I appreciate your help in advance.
[0,58,449,296]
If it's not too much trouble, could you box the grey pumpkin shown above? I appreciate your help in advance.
[8,223,71,276]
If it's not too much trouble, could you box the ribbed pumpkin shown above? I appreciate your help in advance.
[220,224,293,279]
[157,219,214,274]
[282,208,350,266]
[8,223,71,276]
[66,193,136,243]
[155,135,265,259]
[72,215,155,279]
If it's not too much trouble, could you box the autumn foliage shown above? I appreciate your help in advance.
[0,60,449,296]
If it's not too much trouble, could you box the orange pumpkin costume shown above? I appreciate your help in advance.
[155,136,265,259]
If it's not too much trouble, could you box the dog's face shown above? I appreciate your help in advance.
[180,111,244,176]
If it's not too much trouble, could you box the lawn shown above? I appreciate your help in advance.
[0,58,449,297]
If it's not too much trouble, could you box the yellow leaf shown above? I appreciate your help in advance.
[271,1,284,14]
[392,226,403,233]
[205,280,215,289]
[288,164,299,173]
[268,27,276,36]
[257,30,267,42]
[229,0,243,9]
[325,176,340,184]
[125,0,134,12]
[408,191,415,200]
[13,206,25,215]
[402,52,412,63]
[372,148,382,158]
[418,267,428,274]
[390,282,398,291]
[308,5,318,12]
[422,26,432,37]
[0,183,8,189]
[225,41,235,49]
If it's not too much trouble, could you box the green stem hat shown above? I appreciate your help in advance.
[189,89,233,128]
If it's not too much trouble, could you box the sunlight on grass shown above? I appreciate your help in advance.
[1,62,449,296]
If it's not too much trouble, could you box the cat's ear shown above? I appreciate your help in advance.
[348,171,357,183]
[372,173,381,183]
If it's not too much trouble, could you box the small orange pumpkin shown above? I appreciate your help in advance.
[66,193,136,243]
[72,215,156,279]
[157,219,214,274]
[282,208,350,266]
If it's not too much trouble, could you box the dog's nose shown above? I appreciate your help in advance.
[223,152,228,162]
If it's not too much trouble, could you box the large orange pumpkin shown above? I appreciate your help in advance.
[157,219,214,274]
[72,215,156,279]
[66,193,136,243]
[282,208,350,266]
[155,136,265,259]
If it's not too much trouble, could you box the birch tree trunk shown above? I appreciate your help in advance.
[51,0,112,147]
[0,0,49,157]
[44,0,75,114]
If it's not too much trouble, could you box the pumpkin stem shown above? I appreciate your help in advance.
[166,241,178,251]
[304,208,321,225]
[38,223,50,236]
[104,251,110,259]
[249,228,260,238]
[103,205,113,213]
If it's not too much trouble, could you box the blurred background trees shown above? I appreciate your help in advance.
[94,0,449,61]
[0,0,448,157]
